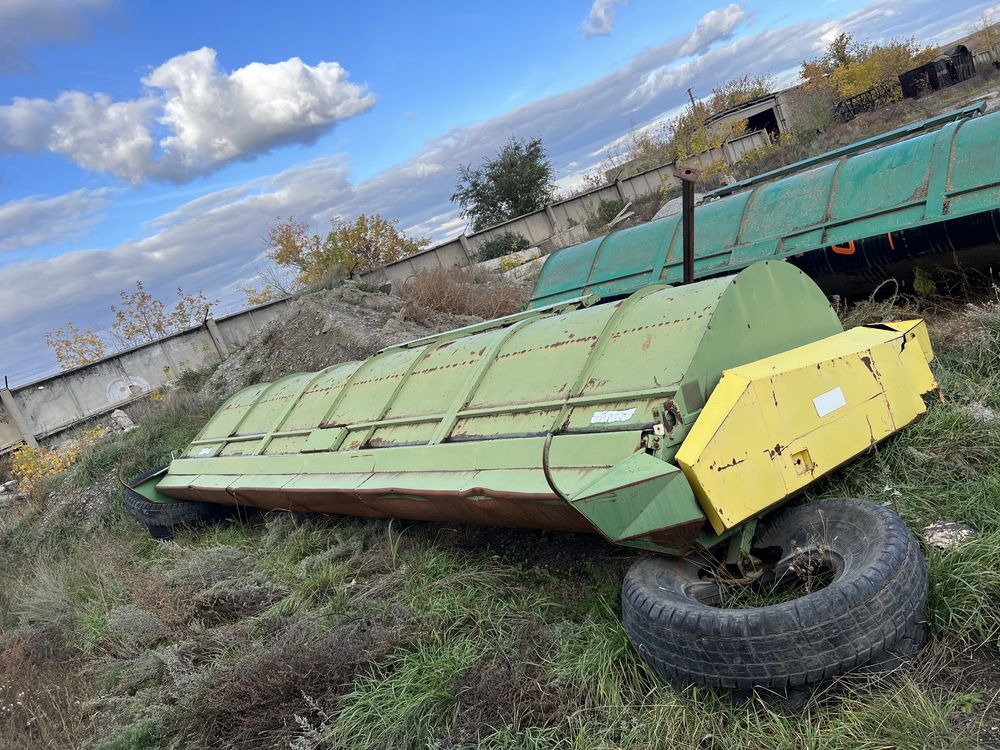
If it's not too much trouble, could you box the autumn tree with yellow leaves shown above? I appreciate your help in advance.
[240,213,427,304]
[666,73,773,162]
[582,73,773,186]
[110,281,215,347]
[44,282,216,370]
[44,323,107,370]
[800,33,938,103]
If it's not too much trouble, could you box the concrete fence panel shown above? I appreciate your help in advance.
[215,298,290,351]
[0,299,301,453]
[722,130,771,163]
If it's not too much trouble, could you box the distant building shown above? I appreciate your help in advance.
[702,91,802,139]
[899,45,976,98]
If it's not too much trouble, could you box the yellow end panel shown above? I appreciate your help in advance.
[879,319,935,364]
[676,322,937,534]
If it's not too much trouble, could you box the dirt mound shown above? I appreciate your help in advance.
[206,282,481,396]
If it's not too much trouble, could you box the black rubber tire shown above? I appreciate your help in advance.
[122,465,228,538]
[621,498,928,690]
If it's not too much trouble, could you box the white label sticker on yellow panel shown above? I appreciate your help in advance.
[813,386,846,418]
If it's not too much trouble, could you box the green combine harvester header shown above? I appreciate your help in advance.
[124,103,1000,694]
[530,102,1000,307]
[126,260,938,692]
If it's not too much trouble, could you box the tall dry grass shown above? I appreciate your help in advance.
[397,267,530,321]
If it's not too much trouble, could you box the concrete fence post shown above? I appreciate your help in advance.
[614,179,626,202]
[64,380,86,419]
[204,318,230,359]
[157,341,181,380]
[0,388,38,449]
[722,141,735,166]
[458,234,474,263]
[544,204,558,235]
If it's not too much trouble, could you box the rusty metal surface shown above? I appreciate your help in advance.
[165,481,598,532]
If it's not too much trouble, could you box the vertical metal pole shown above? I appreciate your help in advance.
[673,165,701,285]
[682,180,695,285]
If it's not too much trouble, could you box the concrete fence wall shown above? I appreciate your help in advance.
[0,298,291,454]
[361,130,770,289]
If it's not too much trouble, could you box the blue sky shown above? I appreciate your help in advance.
[0,0,994,384]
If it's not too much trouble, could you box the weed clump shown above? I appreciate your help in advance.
[398,267,529,320]
[106,605,170,652]
[175,618,406,748]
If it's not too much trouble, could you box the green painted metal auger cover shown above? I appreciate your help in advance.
[145,262,841,554]
[529,103,1000,308]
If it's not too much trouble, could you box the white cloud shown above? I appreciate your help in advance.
[0,189,113,253]
[0,0,112,74]
[146,48,375,179]
[581,0,629,39]
[678,3,748,57]
[0,47,375,183]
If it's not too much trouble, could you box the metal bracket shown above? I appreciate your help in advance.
[651,399,683,436]
[724,519,760,577]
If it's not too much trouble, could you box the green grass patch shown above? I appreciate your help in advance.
[3,298,999,749]
[72,391,222,489]
[95,720,162,750]
[329,632,490,749]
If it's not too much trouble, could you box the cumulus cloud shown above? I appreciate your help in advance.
[146,48,375,179]
[1,0,991,383]
[0,47,375,183]
[678,3,748,56]
[581,0,629,39]
[0,0,112,74]
[0,189,113,253]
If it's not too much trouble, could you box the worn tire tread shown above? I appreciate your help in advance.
[621,498,928,690]
[122,465,228,536]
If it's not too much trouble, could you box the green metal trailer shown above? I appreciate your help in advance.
[126,262,937,690]
[529,102,1000,308]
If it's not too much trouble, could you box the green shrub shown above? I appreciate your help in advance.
[586,198,627,233]
[597,198,626,225]
[475,231,530,261]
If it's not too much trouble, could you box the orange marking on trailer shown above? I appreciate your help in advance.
[831,240,856,256]
[887,232,895,251]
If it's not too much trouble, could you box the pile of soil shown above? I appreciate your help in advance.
[205,282,481,396]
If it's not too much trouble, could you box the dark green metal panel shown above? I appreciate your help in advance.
[529,103,1000,307]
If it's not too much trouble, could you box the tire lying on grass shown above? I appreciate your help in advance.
[621,498,928,691]
[122,465,229,539]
